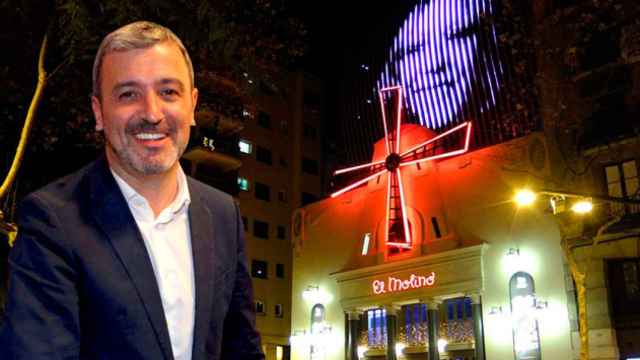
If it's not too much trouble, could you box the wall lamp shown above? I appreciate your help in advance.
[302,285,320,301]
[302,285,333,304]
[507,248,520,257]
[534,298,548,310]
[514,189,593,215]
[489,306,503,315]
[515,187,640,215]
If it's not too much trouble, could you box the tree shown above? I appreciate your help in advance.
[0,0,306,211]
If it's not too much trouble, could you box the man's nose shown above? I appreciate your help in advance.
[141,92,164,123]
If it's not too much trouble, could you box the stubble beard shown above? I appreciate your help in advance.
[106,120,188,176]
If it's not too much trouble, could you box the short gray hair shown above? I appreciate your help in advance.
[92,21,194,98]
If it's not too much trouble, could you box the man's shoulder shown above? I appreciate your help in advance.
[22,159,100,211]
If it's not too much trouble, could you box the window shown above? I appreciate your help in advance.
[302,157,318,175]
[608,258,640,358]
[361,233,372,255]
[431,217,442,238]
[509,272,541,360]
[276,263,285,278]
[251,260,268,279]
[275,345,285,360]
[255,182,271,201]
[301,192,318,206]
[256,146,272,165]
[257,111,271,129]
[278,190,287,203]
[275,304,284,318]
[303,122,317,139]
[255,300,265,314]
[605,160,639,214]
[277,226,286,240]
[239,139,253,154]
[367,308,387,347]
[238,177,250,191]
[608,258,640,319]
[402,304,427,345]
[253,220,269,239]
[241,216,248,231]
[445,298,472,321]
[309,304,327,358]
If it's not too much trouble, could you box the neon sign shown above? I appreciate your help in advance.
[332,86,472,252]
[372,272,436,295]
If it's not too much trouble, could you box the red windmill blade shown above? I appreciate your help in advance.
[331,86,472,250]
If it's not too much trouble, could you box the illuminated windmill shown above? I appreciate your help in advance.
[331,86,472,250]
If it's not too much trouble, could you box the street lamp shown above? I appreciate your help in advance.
[512,187,640,360]
[571,199,593,214]
[514,189,536,207]
[514,189,594,215]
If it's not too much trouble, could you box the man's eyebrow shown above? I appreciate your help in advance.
[157,78,185,91]
[112,81,140,94]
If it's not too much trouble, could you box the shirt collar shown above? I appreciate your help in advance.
[110,166,191,221]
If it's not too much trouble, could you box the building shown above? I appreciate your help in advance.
[533,1,640,358]
[291,90,575,359]
[288,1,640,359]
[182,70,325,360]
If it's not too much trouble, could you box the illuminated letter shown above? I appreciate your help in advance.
[410,274,419,288]
[426,272,436,286]
[389,277,402,292]
[373,280,386,294]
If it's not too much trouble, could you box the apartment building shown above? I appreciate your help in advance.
[533,2,640,358]
[183,70,325,360]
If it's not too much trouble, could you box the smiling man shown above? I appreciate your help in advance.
[0,21,264,360]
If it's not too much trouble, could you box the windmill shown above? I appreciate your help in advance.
[331,86,472,252]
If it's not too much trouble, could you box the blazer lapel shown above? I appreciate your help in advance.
[88,158,174,360]
[188,182,217,359]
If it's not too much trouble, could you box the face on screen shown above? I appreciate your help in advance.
[379,0,501,130]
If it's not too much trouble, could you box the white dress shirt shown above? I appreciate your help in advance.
[111,167,195,360]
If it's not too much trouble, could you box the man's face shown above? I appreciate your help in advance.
[91,41,198,177]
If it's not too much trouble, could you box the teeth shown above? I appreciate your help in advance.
[135,133,166,140]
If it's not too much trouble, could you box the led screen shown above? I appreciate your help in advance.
[378,0,503,132]
[337,0,539,169]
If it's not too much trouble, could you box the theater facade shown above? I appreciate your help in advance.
[289,98,574,359]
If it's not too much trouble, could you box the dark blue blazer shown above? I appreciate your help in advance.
[0,157,264,360]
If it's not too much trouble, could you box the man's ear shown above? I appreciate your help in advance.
[190,87,199,126]
[91,95,104,131]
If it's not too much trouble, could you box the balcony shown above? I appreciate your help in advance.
[196,106,245,136]
[182,126,241,173]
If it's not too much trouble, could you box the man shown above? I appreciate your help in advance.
[0,21,264,360]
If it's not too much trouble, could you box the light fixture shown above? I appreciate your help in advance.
[357,345,367,359]
[507,248,520,257]
[489,306,503,315]
[534,298,548,310]
[302,285,319,302]
[549,195,566,214]
[514,189,536,207]
[571,198,593,214]
[395,342,406,355]
[437,338,448,353]
[302,285,333,304]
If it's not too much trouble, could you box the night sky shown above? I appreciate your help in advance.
[292,1,417,146]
